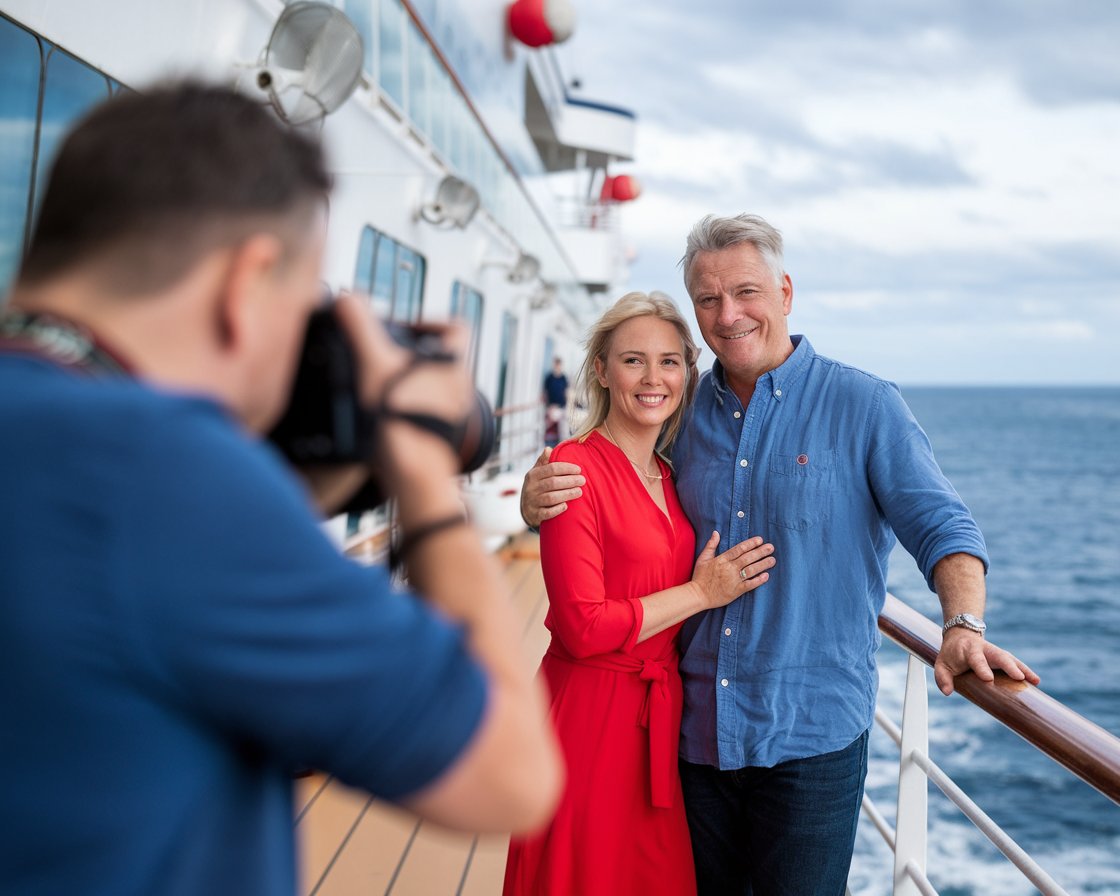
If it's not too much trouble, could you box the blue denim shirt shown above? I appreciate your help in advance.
[672,336,987,769]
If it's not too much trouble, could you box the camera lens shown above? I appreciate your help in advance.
[457,390,497,474]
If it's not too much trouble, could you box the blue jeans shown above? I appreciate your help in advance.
[680,730,869,896]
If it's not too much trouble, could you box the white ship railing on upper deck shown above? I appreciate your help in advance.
[866,594,1120,895]
[554,196,621,233]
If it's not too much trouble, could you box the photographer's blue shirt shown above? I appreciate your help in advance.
[672,336,987,769]
[0,354,488,896]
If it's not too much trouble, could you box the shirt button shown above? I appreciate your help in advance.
[774,389,782,397]
[724,628,732,636]
[733,411,741,419]
[736,510,745,519]
[739,459,748,467]
[721,678,729,687]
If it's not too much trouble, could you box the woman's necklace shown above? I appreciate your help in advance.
[601,421,668,481]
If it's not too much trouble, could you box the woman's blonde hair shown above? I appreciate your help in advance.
[572,291,700,455]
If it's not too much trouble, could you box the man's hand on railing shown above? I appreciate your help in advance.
[934,628,1041,696]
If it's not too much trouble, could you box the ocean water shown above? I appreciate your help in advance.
[848,387,1120,895]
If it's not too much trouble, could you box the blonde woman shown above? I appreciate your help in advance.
[504,293,776,896]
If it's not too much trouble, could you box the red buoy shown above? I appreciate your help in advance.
[507,0,575,48]
[601,174,642,203]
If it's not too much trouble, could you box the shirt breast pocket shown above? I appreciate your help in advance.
[767,449,835,530]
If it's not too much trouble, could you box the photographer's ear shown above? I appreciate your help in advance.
[213,234,286,352]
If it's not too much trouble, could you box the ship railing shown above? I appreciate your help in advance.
[452,401,550,543]
[481,400,547,478]
[554,196,621,232]
[475,398,591,477]
[867,593,1120,895]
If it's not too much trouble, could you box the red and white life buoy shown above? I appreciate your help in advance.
[507,0,576,48]
[600,173,642,203]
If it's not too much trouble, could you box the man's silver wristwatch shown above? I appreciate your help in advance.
[942,613,986,635]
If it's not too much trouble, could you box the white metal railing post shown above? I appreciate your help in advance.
[893,654,929,894]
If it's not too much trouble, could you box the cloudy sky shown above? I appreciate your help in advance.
[556,1,1120,385]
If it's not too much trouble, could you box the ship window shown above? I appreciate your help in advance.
[370,235,396,320]
[449,92,469,176]
[343,0,375,78]
[496,309,518,420]
[430,66,452,161]
[406,18,430,135]
[353,225,425,324]
[450,281,483,374]
[353,226,376,295]
[0,15,42,295]
[408,250,426,320]
[33,47,112,218]
[378,0,405,110]
[394,246,423,322]
[0,17,113,299]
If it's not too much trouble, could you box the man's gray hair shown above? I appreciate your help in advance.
[679,214,785,292]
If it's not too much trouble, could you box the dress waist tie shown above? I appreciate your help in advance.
[546,644,678,809]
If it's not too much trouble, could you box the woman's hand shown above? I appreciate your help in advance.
[634,532,776,644]
[690,531,775,609]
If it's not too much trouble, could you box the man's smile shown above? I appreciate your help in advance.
[721,324,759,341]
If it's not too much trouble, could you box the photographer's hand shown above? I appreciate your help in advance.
[332,295,472,501]
[300,465,370,515]
[303,295,471,515]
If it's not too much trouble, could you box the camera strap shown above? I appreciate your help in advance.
[375,355,470,450]
[377,407,468,451]
[0,310,132,377]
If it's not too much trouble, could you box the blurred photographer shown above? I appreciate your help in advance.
[0,82,560,896]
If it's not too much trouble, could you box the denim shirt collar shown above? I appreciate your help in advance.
[708,334,814,407]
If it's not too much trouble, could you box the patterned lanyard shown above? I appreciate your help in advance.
[0,310,131,377]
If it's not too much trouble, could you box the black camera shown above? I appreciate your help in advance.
[268,304,496,511]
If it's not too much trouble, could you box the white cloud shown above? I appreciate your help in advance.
[1005,319,1095,342]
[561,0,1120,383]
[811,289,894,313]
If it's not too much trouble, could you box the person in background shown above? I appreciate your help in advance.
[504,292,775,896]
[520,215,1039,895]
[0,81,560,896]
[542,355,570,446]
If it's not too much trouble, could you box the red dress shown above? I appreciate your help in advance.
[504,432,698,896]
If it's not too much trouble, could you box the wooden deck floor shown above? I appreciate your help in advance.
[295,534,551,896]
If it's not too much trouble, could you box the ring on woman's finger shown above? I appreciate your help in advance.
[739,568,748,581]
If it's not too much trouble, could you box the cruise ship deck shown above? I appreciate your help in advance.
[295,534,549,896]
[293,527,1120,896]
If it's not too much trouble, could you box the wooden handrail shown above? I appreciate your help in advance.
[879,593,1120,806]
[493,401,543,418]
